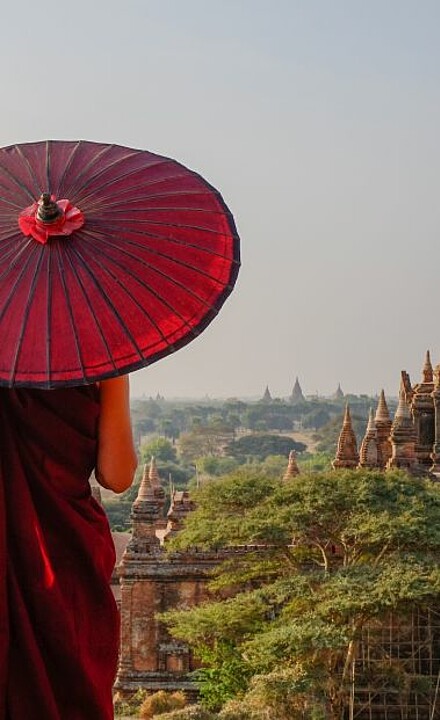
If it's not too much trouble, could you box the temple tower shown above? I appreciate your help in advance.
[333,383,344,400]
[283,450,300,480]
[387,380,417,471]
[332,405,359,469]
[374,390,392,469]
[164,489,195,540]
[115,467,220,697]
[358,408,379,469]
[290,377,305,405]
[412,351,435,470]
[262,385,272,402]
[430,364,440,473]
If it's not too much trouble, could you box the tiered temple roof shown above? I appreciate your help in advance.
[387,379,416,471]
[332,404,359,469]
[358,408,378,469]
[374,390,392,469]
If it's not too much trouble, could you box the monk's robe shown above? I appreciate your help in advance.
[0,386,119,720]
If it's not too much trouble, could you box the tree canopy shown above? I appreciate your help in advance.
[162,469,440,719]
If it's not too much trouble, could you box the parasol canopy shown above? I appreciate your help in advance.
[0,140,240,388]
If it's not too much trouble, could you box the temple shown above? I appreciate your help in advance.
[290,377,305,404]
[332,351,440,475]
[332,404,359,469]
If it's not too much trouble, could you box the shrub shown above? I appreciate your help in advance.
[139,690,187,718]
[152,705,216,720]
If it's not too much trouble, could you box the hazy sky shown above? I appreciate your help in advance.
[2,1,440,398]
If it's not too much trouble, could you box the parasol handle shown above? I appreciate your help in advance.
[37,193,62,223]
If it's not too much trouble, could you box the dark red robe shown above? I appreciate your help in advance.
[0,386,119,720]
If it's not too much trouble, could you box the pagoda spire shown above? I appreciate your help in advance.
[332,404,359,469]
[164,487,195,540]
[333,383,344,400]
[283,450,300,480]
[290,377,305,405]
[423,350,433,384]
[358,408,379,469]
[374,390,392,469]
[412,350,435,469]
[262,385,272,402]
[149,456,161,487]
[387,380,416,471]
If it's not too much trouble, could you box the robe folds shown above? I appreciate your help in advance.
[0,386,119,720]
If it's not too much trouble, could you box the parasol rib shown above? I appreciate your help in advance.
[8,250,45,385]
[78,228,214,315]
[68,146,144,199]
[14,146,42,199]
[62,248,119,375]
[73,158,173,204]
[54,243,86,384]
[67,244,145,360]
[71,238,176,349]
[61,143,120,198]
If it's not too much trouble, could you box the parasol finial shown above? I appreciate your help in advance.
[37,193,62,223]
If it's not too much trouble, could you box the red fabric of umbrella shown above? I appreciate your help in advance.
[0,140,240,388]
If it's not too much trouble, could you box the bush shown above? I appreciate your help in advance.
[153,706,215,720]
[114,689,148,716]
[140,690,187,718]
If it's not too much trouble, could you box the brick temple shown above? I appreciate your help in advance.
[109,351,440,716]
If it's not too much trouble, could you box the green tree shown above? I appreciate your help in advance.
[140,436,177,463]
[226,434,306,462]
[162,470,440,718]
[179,424,235,463]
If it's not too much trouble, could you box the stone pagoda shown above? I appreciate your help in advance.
[358,408,379,469]
[290,377,305,405]
[115,465,221,698]
[333,383,344,400]
[332,404,359,469]
[262,385,272,402]
[374,390,392,469]
[387,379,417,472]
[164,488,195,539]
[411,351,435,470]
[430,363,440,473]
[283,450,300,480]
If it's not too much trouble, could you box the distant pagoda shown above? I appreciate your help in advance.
[333,383,344,400]
[262,385,272,402]
[332,404,359,469]
[283,450,300,480]
[290,377,305,405]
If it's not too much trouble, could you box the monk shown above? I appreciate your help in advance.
[0,375,137,720]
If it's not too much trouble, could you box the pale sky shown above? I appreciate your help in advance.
[2,1,440,398]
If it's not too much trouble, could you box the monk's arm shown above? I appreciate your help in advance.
[95,376,138,493]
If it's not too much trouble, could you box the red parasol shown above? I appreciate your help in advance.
[0,140,240,388]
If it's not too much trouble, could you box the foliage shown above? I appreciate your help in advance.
[179,424,235,462]
[139,690,187,718]
[162,469,440,719]
[113,689,148,716]
[296,452,332,473]
[225,434,306,462]
[140,437,177,463]
[197,456,240,477]
[192,641,252,710]
[154,707,215,720]
[102,499,132,532]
